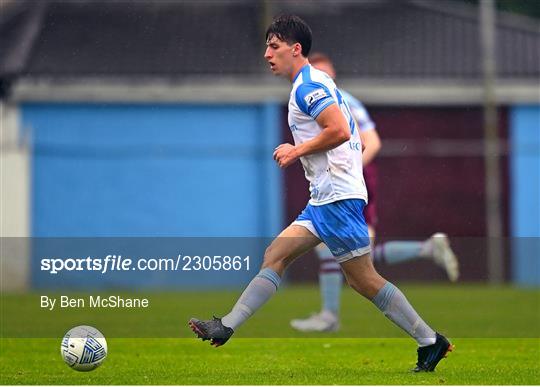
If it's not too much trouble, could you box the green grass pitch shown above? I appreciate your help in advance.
[1,284,539,385]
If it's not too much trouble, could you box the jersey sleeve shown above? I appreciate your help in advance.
[295,81,336,119]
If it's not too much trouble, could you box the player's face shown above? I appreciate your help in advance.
[264,35,294,76]
[311,61,336,79]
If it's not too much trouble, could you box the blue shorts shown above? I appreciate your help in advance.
[292,199,371,263]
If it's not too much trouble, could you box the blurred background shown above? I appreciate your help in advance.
[1,0,539,291]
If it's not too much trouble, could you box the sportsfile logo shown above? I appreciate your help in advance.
[40,254,251,274]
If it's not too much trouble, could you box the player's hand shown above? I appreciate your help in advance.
[273,143,299,168]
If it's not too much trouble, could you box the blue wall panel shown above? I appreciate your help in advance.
[23,103,283,289]
[510,105,540,286]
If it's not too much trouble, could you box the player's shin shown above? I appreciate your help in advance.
[221,268,281,330]
[371,281,436,347]
[373,241,424,264]
[316,244,342,314]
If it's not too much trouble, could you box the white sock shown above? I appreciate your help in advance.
[221,268,280,330]
[316,244,342,315]
[371,282,436,346]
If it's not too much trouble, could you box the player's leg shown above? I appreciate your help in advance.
[316,243,342,319]
[311,199,452,371]
[289,224,376,332]
[260,224,321,275]
[372,240,428,266]
[189,224,320,346]
[340,255,453,371]
[341,254,435,342]
[372,234,459,281]
[290,165,378,332]
[364,162,459,281]
[290,242,341,332]
[222,224,319,329]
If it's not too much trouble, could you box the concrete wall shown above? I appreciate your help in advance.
[1,102,30,291]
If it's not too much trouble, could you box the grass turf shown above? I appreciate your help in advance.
[1,284,539,384]
[1,338,539,385]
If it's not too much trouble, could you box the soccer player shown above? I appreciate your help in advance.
[290,53,459,333]
[189,14,453,372]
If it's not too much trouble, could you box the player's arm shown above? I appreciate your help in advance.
[273,104,350,168]
[360,128,381,166]
[274,79,353,167]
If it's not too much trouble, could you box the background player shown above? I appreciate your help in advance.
[291,53,460,332]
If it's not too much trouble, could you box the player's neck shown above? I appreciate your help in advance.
[289,58,309,82]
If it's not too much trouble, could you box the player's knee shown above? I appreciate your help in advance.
[262,245,287,272]
[346,273,382,299]
[347,278,365,295]
[348,280,371,298]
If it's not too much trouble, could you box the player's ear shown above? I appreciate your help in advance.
[292,43,301,57]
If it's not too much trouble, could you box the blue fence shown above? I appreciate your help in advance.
[510,105,540,286]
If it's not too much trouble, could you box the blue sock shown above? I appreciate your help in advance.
[372,282,436,346]
[221,268,281,330]
[316,244,342,315]
[319,272,342,314]
[374,241,425,265]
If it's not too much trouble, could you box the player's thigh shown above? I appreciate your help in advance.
[263,224,321,269]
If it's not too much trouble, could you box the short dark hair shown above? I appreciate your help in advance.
[265,14,312,57]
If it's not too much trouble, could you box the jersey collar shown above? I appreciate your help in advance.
[292,64,310,83]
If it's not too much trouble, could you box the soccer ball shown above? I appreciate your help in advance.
[60,325,107,371]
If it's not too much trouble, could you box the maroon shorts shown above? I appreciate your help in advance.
[363,163,378,227]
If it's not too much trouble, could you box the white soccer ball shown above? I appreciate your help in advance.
[60,325,108,371]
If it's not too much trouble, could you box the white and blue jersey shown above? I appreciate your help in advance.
[288,65,367,206]
[289,65,371,261]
